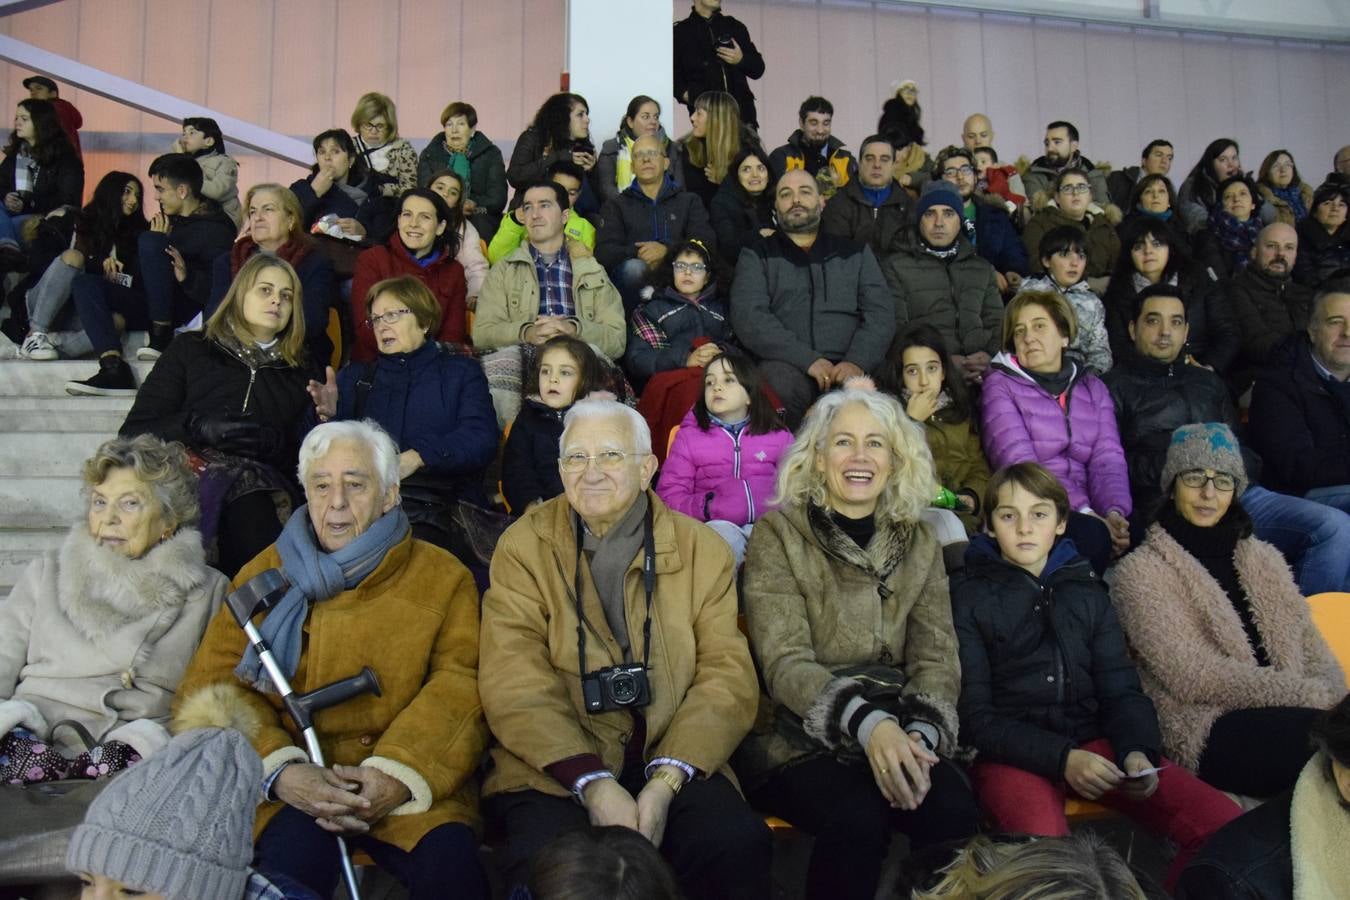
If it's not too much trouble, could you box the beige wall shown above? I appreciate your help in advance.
[3,0,1347,208]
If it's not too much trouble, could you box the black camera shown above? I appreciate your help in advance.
[581,663,651,713]
[715,33,735,49]
[572,137,596,156]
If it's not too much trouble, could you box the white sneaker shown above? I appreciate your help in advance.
[19,331,57,360]
[135,344,162,361]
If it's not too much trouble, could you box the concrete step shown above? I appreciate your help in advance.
[0,476,85,527]
[0,399,131,433]
[0,431,117,476]
[0,358,156,398]
[0,527,65,589]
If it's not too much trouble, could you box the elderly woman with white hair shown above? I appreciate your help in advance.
[173,419,490,900]
[0,434,227,784]
[738,378,978,900]
[479,395,771,900]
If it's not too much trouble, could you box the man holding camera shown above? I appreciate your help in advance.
[480,395,770,899]
[673,0,765,129]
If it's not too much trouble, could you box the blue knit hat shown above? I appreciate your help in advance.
[915,179,965,225]
[1160,422,1247,497]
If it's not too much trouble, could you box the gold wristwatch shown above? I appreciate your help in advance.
[649,767,685,795]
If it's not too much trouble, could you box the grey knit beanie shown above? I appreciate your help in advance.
[1159,422,1248,497]
[66,728,260,900]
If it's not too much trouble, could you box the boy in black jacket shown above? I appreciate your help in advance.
[952,461,1239,891]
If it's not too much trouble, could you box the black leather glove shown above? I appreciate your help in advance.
[188,413,281,460]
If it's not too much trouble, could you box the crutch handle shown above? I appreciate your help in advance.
[225,568,289,627]
[285,667,383,731]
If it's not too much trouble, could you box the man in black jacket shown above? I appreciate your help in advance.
[730,170,893,427]
[1250,280,1350,513]
[66,153,235,396]
[1106,283,1350,593]
[673,0,765,129]
[1229,223,1313,393]
[820,135,911,257]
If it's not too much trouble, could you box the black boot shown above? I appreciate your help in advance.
[65,354,137,396]
[135,322,175,361]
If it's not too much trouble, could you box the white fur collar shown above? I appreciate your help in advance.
[57,525,212,642]
[1291,753,1350,900]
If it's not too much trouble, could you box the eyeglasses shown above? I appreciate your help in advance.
[366,308,414,328]
[942,165,975,179]
[632,150,664,162]
[672,262,707,274]
[1177,470,1237,492]
[1058,183,1092,195]
[361,121,390,134]
[559,450,637,473]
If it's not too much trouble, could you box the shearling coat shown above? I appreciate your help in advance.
[738,504,961,788]
[172,534,487,850]
[0,526,226,758]
[479,492,757,799]
[1109,526,1344,770]
[1022,202,1121,278]
[472,243,626,360]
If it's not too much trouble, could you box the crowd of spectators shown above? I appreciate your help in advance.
[2,4,1350,896]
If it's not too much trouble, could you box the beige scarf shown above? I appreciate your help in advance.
[1291,752,1350,900]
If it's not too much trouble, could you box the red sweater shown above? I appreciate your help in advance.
[350,235,468,362]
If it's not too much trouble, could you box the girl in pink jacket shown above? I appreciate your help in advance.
[657,350,792,564]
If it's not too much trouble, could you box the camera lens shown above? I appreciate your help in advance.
[609,673,638,704]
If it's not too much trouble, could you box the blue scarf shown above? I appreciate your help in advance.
[1271,184,1308,222]
[1207,206,1261,274]
[862,184,892,208]
[235,503,410,693]
[1137,205,1173,221]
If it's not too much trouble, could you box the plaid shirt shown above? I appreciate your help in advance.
[529,243,575,318]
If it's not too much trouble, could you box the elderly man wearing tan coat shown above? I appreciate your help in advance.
[173,420,490,900]
[480,395,770,898]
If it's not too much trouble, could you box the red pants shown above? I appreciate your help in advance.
[971,738,1241,889]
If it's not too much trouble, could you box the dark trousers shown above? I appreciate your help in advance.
[138,230,193,326]
[757,359,820,430]
[485,772,772,900]
[1065,511,1112,576]
[254,804,489,900]
[751,756,979,900]
[1197,706,1323,797]
[70,272,147,355]
[217,491,284,578]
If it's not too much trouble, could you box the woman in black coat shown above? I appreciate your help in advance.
[120,254,311,577]
[710,146,774,271]
[1103,216,1239,374]
[0,98,82,259]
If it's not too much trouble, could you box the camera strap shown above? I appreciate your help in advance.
[574,500,657,674]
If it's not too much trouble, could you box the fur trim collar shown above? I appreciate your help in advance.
[57,525,212,643]
[805,503,912,579]
[1291,754,1350,899]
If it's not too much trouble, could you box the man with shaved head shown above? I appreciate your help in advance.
[961,114,993,152]
[1229,222,1313,392]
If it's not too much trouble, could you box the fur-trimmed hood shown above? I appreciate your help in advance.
[1291,753,1350,899]
[1109,525,1344,768]
[58,524,214,643]
[1028,192,1123,226]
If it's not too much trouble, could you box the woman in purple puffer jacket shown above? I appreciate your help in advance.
[981,290,1132,573]
[657,350,792,565]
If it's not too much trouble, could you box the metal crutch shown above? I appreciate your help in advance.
[226,569,382,900]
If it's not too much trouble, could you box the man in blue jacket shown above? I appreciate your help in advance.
[933,146,1027,294]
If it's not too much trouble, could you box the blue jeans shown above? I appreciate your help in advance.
[1304,484,1350,517]
[137,230,185,325]
[1242,485,1350,594]
[0,209,33,247]
[70,272,147,354]
[255,804,488,900]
